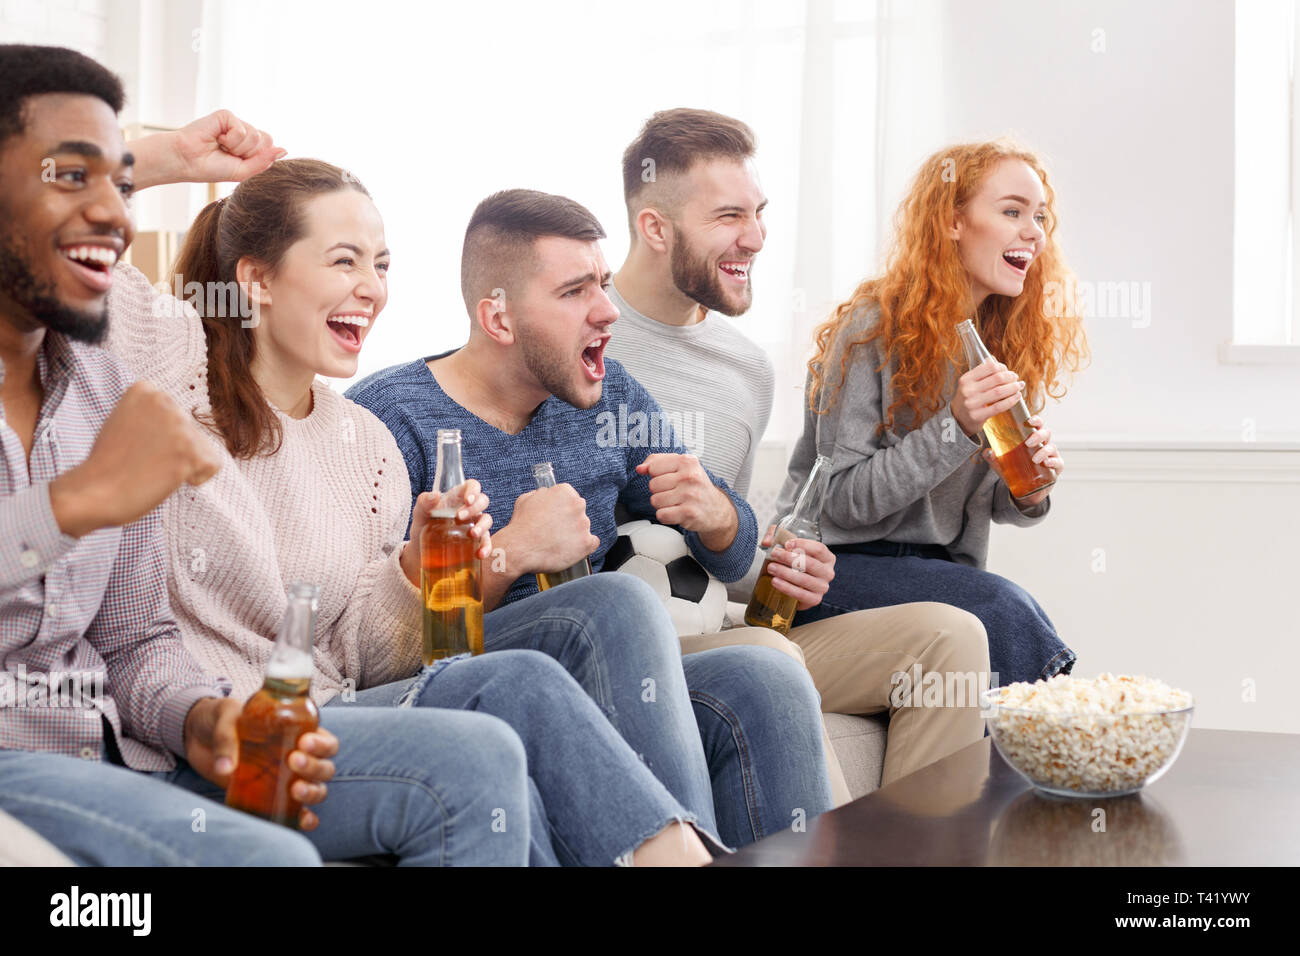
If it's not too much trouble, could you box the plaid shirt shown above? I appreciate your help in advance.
[0,331,227,771]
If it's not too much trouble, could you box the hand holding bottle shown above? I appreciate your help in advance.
[499,483,599,574]
[184,697,337,831]
[984,414,1063,508]
[949,358,1026,438]
[402,481,492,588]
[756,525,836,610]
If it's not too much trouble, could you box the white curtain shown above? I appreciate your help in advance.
[189,0,942,444]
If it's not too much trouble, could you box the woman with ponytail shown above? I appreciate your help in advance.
[777,140,1088,684]
[105,114,726,865]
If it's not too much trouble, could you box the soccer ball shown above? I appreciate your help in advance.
[601,520,728,635]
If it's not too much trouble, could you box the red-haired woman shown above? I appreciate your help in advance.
[778,141,1088,685]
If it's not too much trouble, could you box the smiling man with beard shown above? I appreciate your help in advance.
[0,44,323,865]
[605,109,991,800]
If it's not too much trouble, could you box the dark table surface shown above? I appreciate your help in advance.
[713,729,1300,866]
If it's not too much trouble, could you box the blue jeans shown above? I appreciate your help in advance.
[0,748,322,866]
[793,543,1075,684]
[327,649,711,864]
[483,574,832,847]
[156,704,534,866]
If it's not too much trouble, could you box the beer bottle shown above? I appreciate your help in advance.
[744,454,832,635]
[225,582,321,829]
[955,319,1056,501]
[420,429,484,663]
[531,461,593,591]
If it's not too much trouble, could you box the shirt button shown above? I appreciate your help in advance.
[20,549,40,569]
[79,747,96,760]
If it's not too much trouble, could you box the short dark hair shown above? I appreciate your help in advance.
[460,188,606,316]
[621,108,756,232]
[0,45,125,154]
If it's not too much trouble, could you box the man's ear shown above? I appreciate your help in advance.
[475,285,515,345]
[634,206,672,254]
[235,256,273,307]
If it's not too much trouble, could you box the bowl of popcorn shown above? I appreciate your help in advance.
[982,674,1194,798]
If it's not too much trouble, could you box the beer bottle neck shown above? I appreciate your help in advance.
[956,318,993,370]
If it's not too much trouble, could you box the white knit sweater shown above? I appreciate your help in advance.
[105,264,423,704]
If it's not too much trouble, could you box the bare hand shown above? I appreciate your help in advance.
[49,382,221,538]
[984,415,1063,507]
[401,481,492,587]
[950,358,1026,437]
[635,453,734,536]
[184,698,337,831]
[501,483,598,574]
[131,110,286,190]
[759,524,836,611]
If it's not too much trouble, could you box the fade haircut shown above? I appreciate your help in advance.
[460,188,606,317]
[620,108,756,238]
[0,45,125,154]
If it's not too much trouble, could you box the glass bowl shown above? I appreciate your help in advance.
[982,687,1194,798]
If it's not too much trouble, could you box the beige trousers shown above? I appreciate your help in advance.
[680,602,989,806]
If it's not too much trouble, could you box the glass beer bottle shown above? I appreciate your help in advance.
[420,429,484,663]
[744,454,832,635]
[955,319,1056,501]
[531,461,593,591]
[225,582,321,829]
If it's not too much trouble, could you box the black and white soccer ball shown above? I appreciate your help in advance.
[601,519,728,635]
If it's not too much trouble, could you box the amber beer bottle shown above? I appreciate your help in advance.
[531,461,593,591]
[955,319,1056,501]
[225,582,321,829]
[421,429,484,663]
[744,454,832,635]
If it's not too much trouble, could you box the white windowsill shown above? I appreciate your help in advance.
[1218,343,1300,365]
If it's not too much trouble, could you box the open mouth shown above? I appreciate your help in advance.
[58,243,120,293]
[719,260,750,284]
[1002,249,1033,274]
[581,335,609,382]
[326,312,371,353]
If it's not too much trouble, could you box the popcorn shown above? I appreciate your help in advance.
[986,674,1193,795]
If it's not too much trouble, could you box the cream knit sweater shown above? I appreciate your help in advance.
[105,263,423,705]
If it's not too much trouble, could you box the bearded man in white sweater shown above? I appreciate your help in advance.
[606,108,990,795]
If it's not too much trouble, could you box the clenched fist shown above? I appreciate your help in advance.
[635,453,737,547]
[49,381,221,538]
[499,483,599,574]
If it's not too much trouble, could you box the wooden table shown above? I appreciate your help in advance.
[714,729,1300,866]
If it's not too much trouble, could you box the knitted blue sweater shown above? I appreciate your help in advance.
[345,352,758,607]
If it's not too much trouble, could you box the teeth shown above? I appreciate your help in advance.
[588,338,602,348]
[60,245,119,266]
[1004,250,1032,262]
[329,314,371,327]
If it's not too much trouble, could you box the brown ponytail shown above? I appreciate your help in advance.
[172,158,371,459]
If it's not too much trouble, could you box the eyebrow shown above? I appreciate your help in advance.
[326,242,390,257]
[997,194,1046,208]
[49,142,134,168]
[553,269,611,294]
[712,200,768,215]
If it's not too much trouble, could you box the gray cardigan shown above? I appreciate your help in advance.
[774,304,1049,569]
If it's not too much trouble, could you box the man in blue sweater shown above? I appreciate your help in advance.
[348,189,833,847]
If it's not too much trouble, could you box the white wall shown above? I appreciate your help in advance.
[940,0,1299,445]
[932,0,1300,733]
[1,0,108,58]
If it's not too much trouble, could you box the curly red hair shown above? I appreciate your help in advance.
[809,141,1088,430]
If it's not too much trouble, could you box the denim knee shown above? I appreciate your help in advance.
[223,813,321,866]
[701,644,823,722]
[556,574,681,665]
